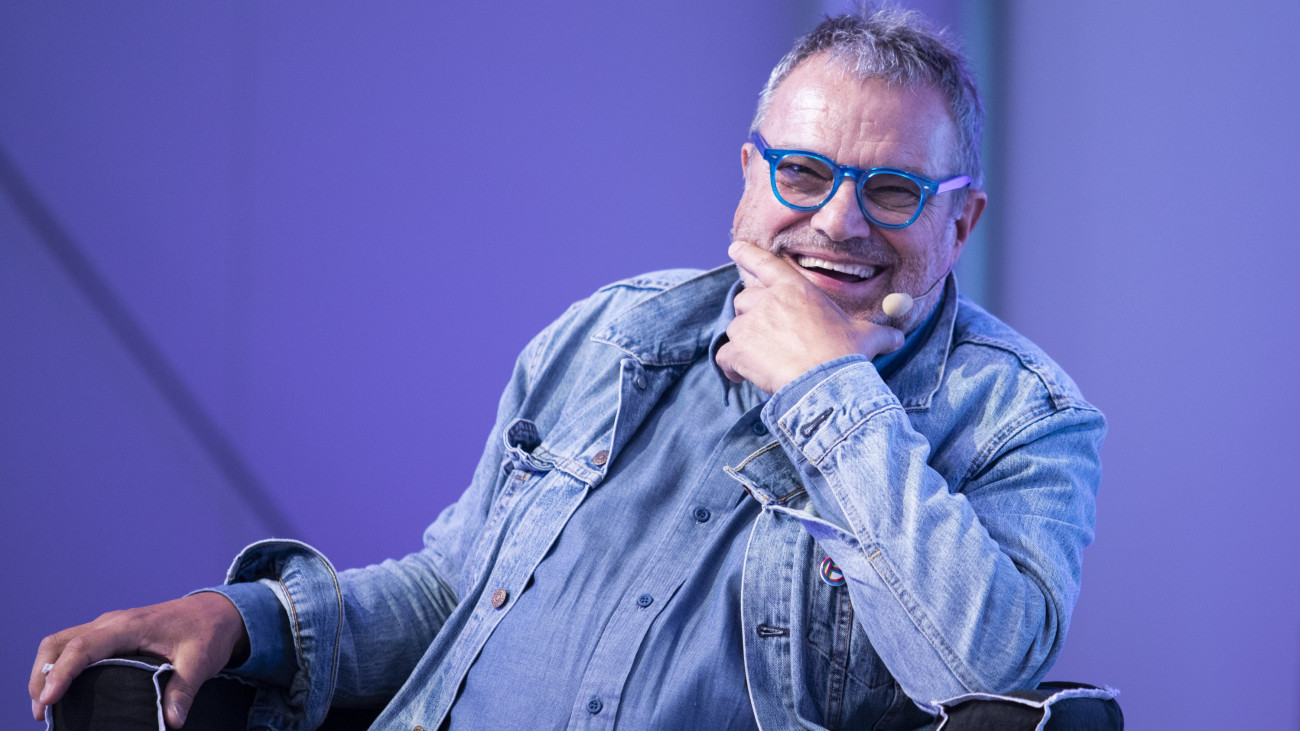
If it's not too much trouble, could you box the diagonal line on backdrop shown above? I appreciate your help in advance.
[0,144,301,539]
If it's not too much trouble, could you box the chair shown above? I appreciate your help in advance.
[50,656,1121,730]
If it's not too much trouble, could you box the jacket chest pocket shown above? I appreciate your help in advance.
[459,419,558,592]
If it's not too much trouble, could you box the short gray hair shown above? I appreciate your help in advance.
[751,8,984,190]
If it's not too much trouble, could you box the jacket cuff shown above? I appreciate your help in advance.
[222,539,343,731]
[202,581,296,687]
[762,355,896,458]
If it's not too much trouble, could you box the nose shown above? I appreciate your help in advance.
[809,175,873,242]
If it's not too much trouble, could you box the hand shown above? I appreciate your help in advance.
[717,240,904,395]
[30,591,250,728]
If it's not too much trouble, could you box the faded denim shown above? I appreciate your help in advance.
[217,265,1105,731]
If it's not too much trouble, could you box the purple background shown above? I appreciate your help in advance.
[3,2,1298,728]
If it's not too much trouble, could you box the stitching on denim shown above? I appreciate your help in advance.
[809,439,986,692]
[962,405,1068,486]
[800,408,834,439]
[731,441,782,472]
[860,542,984,693]
[950,336,1090,412]
[277,578,305,669]
[808,402,905,465]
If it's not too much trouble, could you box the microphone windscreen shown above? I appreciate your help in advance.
[882,292,913,318]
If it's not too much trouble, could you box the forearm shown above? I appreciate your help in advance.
[762,357,1103,700]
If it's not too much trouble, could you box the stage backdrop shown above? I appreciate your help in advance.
[4,2,1298,729]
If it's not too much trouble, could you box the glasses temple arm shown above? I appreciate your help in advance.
[935,175,972,195]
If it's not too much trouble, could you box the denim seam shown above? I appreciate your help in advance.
[951,336,1089,412]
[277,578,305,670]
[961,405,1081,487]
[805,402,907,461]
[801,405,987,695]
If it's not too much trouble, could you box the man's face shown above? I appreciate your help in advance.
[732,54,985,331]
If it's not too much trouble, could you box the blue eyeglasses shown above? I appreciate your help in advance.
[750,132,971,229]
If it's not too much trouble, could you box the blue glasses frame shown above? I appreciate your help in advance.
[750,132,971,229]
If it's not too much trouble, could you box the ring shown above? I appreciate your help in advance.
[42,663,54,675]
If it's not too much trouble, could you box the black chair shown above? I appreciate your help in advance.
[50,656,1121,730]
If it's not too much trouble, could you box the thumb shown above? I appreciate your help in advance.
[864,323,905,358]
[162,663,206,728]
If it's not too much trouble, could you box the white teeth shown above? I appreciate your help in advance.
[795,255,877,280]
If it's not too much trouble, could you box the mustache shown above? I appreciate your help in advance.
[769,229,899,266]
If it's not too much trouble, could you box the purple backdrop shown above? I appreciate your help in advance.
[3,3,1298,729]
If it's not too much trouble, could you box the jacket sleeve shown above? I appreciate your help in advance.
[760,353,1105,703]
[213,308,570,730]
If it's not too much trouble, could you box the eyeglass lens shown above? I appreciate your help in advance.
[773,154,923,226]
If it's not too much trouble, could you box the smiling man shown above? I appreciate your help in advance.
[32,9,1107,731]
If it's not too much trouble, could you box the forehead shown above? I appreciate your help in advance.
[765,54,957,174]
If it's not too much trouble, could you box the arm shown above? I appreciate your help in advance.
[719,240,1104,701]
[29,592,249,727]
[762,355,1103,700]
[29,305,566,729]
[203,301,574,726]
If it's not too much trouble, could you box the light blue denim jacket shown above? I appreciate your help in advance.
[220,265,1105,731]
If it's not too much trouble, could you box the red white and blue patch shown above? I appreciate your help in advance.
[819,556,845,587]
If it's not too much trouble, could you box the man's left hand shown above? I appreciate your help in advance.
[716,240,904,395]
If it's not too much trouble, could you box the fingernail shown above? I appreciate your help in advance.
[170,701,187,726]
[39,679,51,703]
[33,699,44,720]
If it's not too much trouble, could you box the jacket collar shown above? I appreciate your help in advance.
[591,264,737,367]
[887,273,958,411]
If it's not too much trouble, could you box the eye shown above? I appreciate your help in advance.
[776,157,831,181]
[862,173,923,212]
[773,155,835,205]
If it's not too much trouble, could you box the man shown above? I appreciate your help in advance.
[31,9,1105,730]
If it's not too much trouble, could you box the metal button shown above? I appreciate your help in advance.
[752,421,769,436]
[587,697,603,714]
[490,588,508,608]
[637,593,654,608]
[634,374,647,390]
[413,727,424,731]
[693,507,711,523]
[593,450,610,466]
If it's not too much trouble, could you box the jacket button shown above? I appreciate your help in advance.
[413,727,424,731]
[593,450,610,466]
[693,507,711,523]
[587,697,603,714]
[490,588,508,609]
[636,593,654,608]
[751,421,769,436]
[634,374,647,390]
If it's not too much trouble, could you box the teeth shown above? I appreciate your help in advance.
[795,255,877,279]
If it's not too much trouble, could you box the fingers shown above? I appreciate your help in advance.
[714,342,746,384]
[30,620,118,717]
[163,661,203,728]
[728,240,804,288]
[866,323,905,357]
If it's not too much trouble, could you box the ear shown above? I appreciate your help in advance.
[949,189,987,260]
[740,142,753,178]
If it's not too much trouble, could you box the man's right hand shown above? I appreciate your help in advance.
[30,591,250,728]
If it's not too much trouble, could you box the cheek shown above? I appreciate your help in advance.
[734,195,803,247]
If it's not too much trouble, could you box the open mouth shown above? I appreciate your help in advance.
[793,255,878,284]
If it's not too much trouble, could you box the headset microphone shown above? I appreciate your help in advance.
[881,271,949,319]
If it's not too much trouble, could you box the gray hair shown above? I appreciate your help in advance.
[751,7,985,190]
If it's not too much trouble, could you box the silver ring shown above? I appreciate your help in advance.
[41,663,55,674]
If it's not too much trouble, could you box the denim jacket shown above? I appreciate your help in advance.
[221,265,1105,731]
